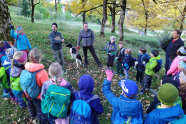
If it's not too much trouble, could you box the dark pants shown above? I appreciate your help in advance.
[146,96,159,113]
[82,46,101,65]
[165,55,173,74]
[107,54,115,67]
[141,74,152,92]
[116,60,123,75]
[26,98,49,124]
[136,70,144,83]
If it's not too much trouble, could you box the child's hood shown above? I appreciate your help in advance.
[25,62,45,72]
[153,105,184,122]
[150,55,161,61]
[78,74,94,99]
[119,95,143,117]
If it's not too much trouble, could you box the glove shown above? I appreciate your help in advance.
[105,68,113,81]
[9,25,14,30]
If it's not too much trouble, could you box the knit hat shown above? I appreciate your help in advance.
[179,61,186,69]
[52,22,58,28]
[13,51,27,64]
[157,83,179,105]
[151,50,159,57]
[6,48,17,59]
[119,79,138,98]
[178,46,186,55]
[16,26,23,32]
[0,41,6,52]
[179,71,186,82]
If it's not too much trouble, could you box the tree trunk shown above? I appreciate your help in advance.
[82,12,86,23]
[142,0,148,35]
[100,0,107,37]
[0,0,12,40]
[55,0,57,15]
[111,0,116,33]
[180,4,186,31]
[118,0,127,41]
[31,0,35,23]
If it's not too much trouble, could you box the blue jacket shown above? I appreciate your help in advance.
[102,79,143,124]
[136,53,150,72]
[105,41,117,56]
[73,75,104,124]
[10,29,32,50]
[145,104,184,124]
[122,55,132,70]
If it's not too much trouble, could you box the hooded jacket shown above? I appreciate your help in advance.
[136,53,150,72]
[73,75,104,124]
[167,56,186,76]
[10,29,32,51]
[145,55,161,76]
[25,62,49,99]
[105,41,117,56]
[102,79,143,124]
[145,105,184,124]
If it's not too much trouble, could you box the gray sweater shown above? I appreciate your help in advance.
[77,29,95,47]
[49,31,64,51]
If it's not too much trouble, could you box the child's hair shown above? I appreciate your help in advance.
[139,47,146,54]
[48,62,63,85]
[177,47,186,56]
[125,48,132,55]
[110,36,116,41]
[29,48,42,63]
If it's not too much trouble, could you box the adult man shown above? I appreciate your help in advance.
[77,22,102,67]
[49,23,65,70]
[163,30,184,73]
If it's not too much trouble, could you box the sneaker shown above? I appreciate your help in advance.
[32,119,37,124]
[3,91,10,98]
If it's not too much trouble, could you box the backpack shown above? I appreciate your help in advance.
[70,92,99,124]
[0,54,5,67]
[41,85,71,118]
[0,67,9,89]
[129,57,137,67]
[153,59,163,73]
[169,114,186,124]
[19,69,43,99]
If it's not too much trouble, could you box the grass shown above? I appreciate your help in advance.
[0,6,167,124]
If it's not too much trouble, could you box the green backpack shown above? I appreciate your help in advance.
[41,85,71,118]
[0,67,9,89]
[10,77,22,91]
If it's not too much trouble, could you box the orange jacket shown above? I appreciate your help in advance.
[25,62,49,99]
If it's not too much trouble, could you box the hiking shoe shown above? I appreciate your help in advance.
[3,91,10,98]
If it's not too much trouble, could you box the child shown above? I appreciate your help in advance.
[173,60,186,81]
[70,74,104,124]
[167,46,186,77]
[145,83,184,124]
[24,48,49,124]
[135,47,150,84]
[179,69,186,114]
[105,36,117,68]
[140,50,161,94]
[102,69,143,124]
[122,48,132,79]
[10,51,27,109]
[115,41,125,77]
[10,25,32,53]
[41,62,74,124]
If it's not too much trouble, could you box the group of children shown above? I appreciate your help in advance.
[0,29,185,124]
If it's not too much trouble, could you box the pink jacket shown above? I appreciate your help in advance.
[167,56,186,76]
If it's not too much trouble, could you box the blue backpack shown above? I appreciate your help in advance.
[169,114,186,124]
[70,92,99,124]
[20,69,43,98]
[129,57,137,67]
[153,59,163,73]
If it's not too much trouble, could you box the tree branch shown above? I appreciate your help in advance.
[34,0,40,6]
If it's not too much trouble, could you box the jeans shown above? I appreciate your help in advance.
[82,46,101,65]
[124,69,129,79]
[146,96,159,113]
[116,60,123,75]
[26,98,49,124]
[165,55,173,74]
[107,54,115,67]
[141,74,152,92]
[52,49,64,70]
[136,70,144,83]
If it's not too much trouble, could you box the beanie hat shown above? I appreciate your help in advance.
[52,22,58,28]
[119,79,138,98]
[179,61,186,69]
[179,71,186,83]
[6,48,17,59]
[157,83,178,105]
[0,41,6,52]
[16,26,23,32]
[151,50,159,57]
[13,51,27,64]
[178,46,186,55]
